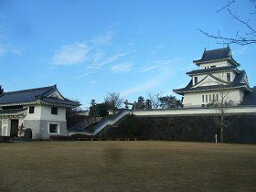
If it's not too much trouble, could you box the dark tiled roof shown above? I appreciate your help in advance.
[173,71,250,94]
[200,47,230,61]
[186,66,237,76]
[242,86,256,105]
[0,85,80,107]
[193,47,239,66]
[0,85,56,104]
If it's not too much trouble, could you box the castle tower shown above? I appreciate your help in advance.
[173,47,252,107]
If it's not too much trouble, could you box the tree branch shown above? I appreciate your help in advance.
[199,29,256,45]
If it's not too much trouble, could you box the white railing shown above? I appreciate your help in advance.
[93,110,131,135]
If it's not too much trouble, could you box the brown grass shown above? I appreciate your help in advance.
[0,141,256,192]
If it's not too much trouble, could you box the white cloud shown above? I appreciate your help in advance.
[51,28,130,74]
[0,44,6,56]
[141,58,183,72]
[91,30,115,46]
[142,65,162,72]
[52,29,116,66]
[110,62,133,73]
[90,80,96,84]
[52,43,91,66]
[0,43,22,57]
[120,65,172,96]
[90,53,127,69]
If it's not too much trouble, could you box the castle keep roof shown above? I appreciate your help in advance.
[186,66,238,76]
[193,47,240,66]
[173,71,251,95]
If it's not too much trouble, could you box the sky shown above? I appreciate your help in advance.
[0,0,255,109]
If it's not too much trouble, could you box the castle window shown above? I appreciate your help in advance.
[29,106,35,114]
[205,95,208,102]
[209,95,212,102]
[213,94,215,102]
[51,107,58,115]
[227,73,231,82]
[194,77,198,84]
[216,94,219,101]
[48,123,60,134]
[202,95,204,102]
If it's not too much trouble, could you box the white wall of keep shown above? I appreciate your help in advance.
[193,71,236,87]
[199,61,232,69]
[183,89,244,107]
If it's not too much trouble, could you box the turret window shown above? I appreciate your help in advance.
[29,106,35,114]
[227,73,231,82]
[194,77,198,84]
[51,107,58,115]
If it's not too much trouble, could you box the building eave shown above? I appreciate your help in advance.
[193,57,240,67]
[0,99,80,108]
[186,66,239,77]
[0,108,27,119]
[174,85,250,95]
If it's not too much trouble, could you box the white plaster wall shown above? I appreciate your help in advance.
[183,92,204,107]
[193,71,236,87]
[40,105,66,121]
[199,61,231,69]
[23,105,66,121]
[1,119,10,136]
[24,105,42,120]
[183,89,244,107]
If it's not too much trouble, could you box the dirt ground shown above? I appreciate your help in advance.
[0,141,255,192]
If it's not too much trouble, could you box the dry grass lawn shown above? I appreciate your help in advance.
[0,141,256,192]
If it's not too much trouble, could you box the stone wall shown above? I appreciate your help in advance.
[102,114,256,144]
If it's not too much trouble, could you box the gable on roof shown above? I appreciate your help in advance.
[47,89,65,100]
[192,74,228,88]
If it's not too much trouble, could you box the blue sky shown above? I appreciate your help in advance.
[0,0,255,108]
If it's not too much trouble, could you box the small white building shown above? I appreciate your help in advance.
[173,46,255,107]
[0,85,79,139]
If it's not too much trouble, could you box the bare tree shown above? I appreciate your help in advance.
[200,0,256,45]
[147,92,161,109]
[104,92,123,113]
[208,85,234,143]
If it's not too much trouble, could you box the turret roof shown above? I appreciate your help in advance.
[193,46,240,66]
[186,66,238,76]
